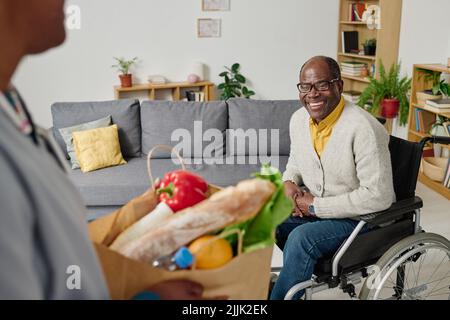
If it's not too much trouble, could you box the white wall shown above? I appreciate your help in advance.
[13,0,450,128]
[447,36,450,68]
[13,0,339,127]
[398,0,450,77]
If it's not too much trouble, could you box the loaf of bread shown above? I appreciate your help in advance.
[114,178,275,263]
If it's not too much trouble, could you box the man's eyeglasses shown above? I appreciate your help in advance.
[297,78,340,93]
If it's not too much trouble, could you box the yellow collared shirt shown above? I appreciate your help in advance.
[309,97,345,157]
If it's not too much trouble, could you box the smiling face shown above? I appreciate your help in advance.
[299,59,343,123]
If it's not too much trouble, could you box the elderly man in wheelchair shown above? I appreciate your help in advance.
[270,56,450,300]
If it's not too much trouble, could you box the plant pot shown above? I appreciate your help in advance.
[416,90,442,105]
[363,45,376,56]
[119,74,133,88]
[381,98,399,119]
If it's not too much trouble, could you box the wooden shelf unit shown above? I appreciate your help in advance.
[337,0,403,94]
[418,173,450,200]
[407,64,450,200]
[338,52,376,61]
[340,21,367,25]
[412,103,450,118]
[114,81,215,101]
[342,74,371,83]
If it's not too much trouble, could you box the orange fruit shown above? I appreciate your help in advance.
[188,235,233,269]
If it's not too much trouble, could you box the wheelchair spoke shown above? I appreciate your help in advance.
[362,234,450,301]
[426,282,450,298]
[424,254,447,288]
[377,248,449,299]
[414,250,427,289]
[405,261,412,291]
[425,291,450,299]
[424,269,450,299]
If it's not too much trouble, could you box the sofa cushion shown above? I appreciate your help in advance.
[140,101,228,158]
[69,158,151,206]
[70,156,288,206]
[227,98,301,156]
[59,115,112,169]
[51,99,141,158]
[72,124,127,173]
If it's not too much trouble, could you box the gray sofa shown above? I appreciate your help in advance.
[51,98,301,220]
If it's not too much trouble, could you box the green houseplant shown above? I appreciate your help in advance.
[416,69,450,104]
[112,57,138,88]
[363,38,376,56]
[218,63,255,100]
[357,60,411,126]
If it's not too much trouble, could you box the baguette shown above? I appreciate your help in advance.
[115,178,275,263]
[109,202,173,250]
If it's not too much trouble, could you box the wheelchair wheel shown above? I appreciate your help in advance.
[360,232,450,300]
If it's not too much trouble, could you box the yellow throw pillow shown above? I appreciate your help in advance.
[72,124,127,173]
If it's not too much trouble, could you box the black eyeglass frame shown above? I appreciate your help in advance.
[297,78,341,93]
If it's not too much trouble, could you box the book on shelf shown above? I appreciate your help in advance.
[342,71,364,77]
[414,108,436,133]
[421,103,450,114]
[341,61,366,67]
[414,108,419,131]
[342,31,359,54]
[185,91,205,102]
[341,65,366,70]
[341,66,366,72]
[341,61,367,77]
[348,2,367,22]
[425,98,450,109]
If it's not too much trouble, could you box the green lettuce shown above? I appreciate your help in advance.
[224,164,293,253]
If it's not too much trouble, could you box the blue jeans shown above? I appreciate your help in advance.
[270,215,369,300]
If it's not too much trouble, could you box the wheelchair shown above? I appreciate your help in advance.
[273,135,450,300]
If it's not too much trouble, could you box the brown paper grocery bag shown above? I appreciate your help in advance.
[93,243,273,300]
[88,186,273,300]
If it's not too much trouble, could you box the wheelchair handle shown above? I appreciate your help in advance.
[421,135,450,147]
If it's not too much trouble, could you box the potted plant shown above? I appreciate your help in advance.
[416,69,450,104]
[218,63,255,100]
[112,57,138,88]
[430,115,449,157]
[357,60,411,126]
[363,38,376,56]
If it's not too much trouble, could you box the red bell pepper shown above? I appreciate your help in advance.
[156,170,208,212]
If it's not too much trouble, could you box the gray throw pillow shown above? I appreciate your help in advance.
[59,115,112,169]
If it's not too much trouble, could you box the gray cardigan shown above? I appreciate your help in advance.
[283,102,395,219]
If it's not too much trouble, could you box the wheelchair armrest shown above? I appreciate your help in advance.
[358,196,423,226]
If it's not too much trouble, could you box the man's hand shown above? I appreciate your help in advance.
[147,280,204,300]
[292,191,315,217]
[284,181,302,199]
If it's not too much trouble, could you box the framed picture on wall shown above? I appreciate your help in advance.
[202,0,230,11]
[197,18,221,38]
